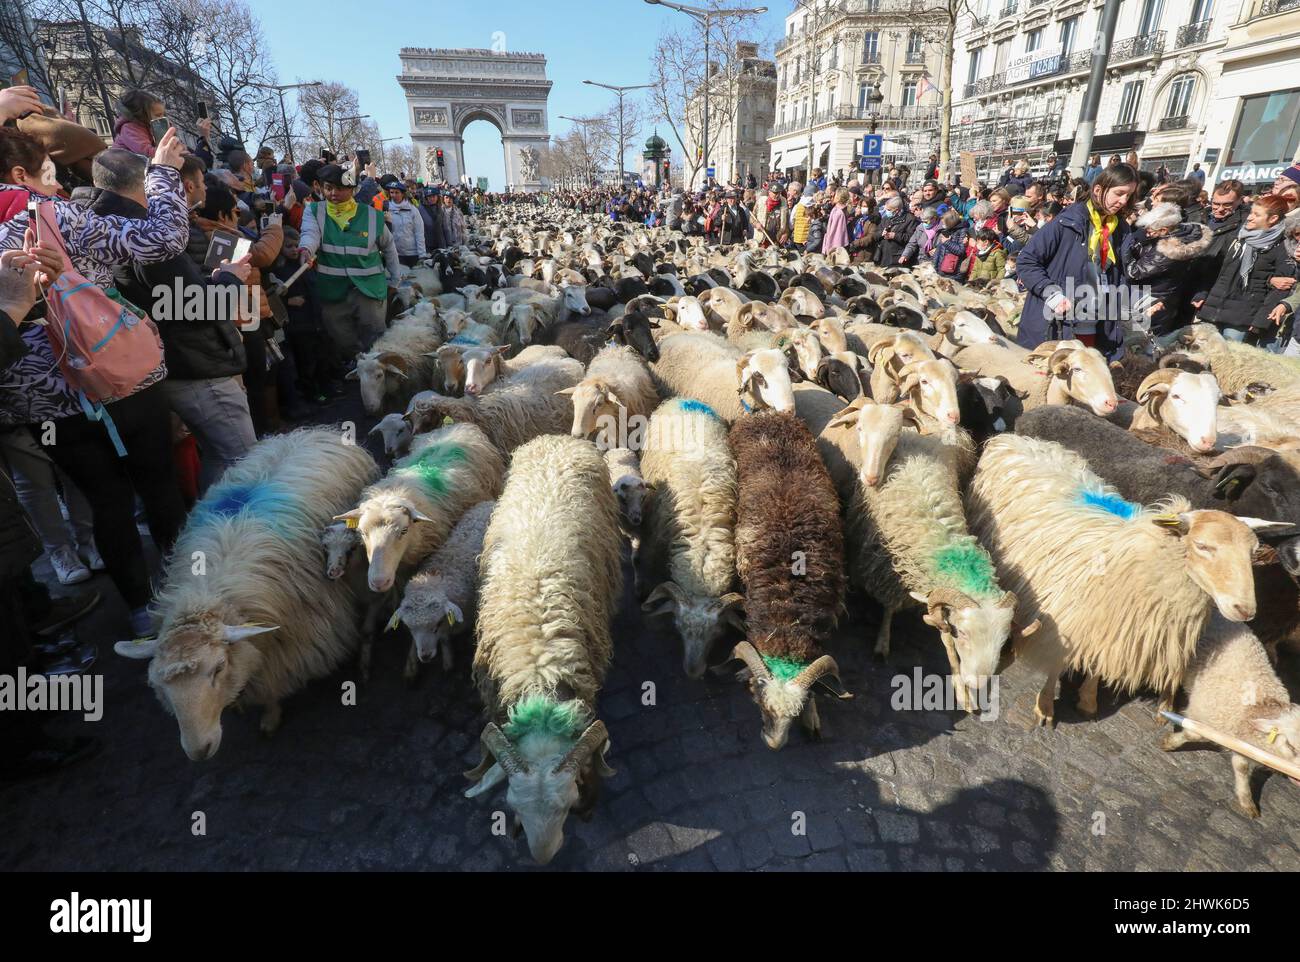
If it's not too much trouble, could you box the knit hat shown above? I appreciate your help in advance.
[1281,164,1300,188]
[1136,201,1182,232]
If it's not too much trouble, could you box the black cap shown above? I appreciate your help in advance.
[317,164,348,188]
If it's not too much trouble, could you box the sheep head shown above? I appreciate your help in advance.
[352,351,411,415]
[730,642,847,751]
[1175,323,1227,362]
[115,615,276,760]
[559,377,625,442]
[462,344,510,396]
[1029,342,1119,415]
[394,572,464,666]
[433,344,468,394]
[642,582,744,679]
[368,412,413,458]
[610,469,648,528]
[737,348,797,413]
[334,498,438,593]
[784,327,825,380]
[321,521,362,580]
[826,398,921,487]
[1134,368,1220,453]
[936,310,1000,349]
[464,705,614,865]
[560,283,591,316]
[911,587,1025,712]
[779,285,825,320]
[895,359,961,426]
[809,315,849,353]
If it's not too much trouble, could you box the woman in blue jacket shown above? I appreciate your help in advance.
[1014,164,1139,358]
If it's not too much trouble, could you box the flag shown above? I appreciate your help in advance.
[918,75,941,99]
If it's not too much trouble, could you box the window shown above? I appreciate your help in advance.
[1225,88,1300,165]
[1165,73,1195,118]
[907,31,924,56]
[863,30,880,63]
[1137,0,1164,37]
[993,39,1011,73]
[829,39,838,69]
[1026,28,1042,53]
[865,0,880,10]
[1189,0,1213,22]
[967,48,983,84]
[1060,16,1079,56]
[1116,79,1144,126]
[902,81,918,107]
[858,83,868,110]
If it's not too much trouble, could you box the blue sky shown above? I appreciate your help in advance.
[257,0,786,189]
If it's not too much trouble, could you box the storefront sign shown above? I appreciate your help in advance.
[1217,163,1288,185]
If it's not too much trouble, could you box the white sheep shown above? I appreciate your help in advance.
[465,435,623,865]
[334,422,505,594]
[1176,323,1300,395]
[638,398,742,678]
[348,317,444,416]
[650,332,794,420]
[1162,614,1300,818]
[395,500,495,681]
[951,339,1119,416]
[116,428,379,758]
[560,343,658,447]
[368,412,413,459]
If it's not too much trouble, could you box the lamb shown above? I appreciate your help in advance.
[726,410,848,750]
[559,344,658,447]
[349,317,444,415]
[1161,615,1300,818]
[649,331,795,420]
[394,500,495,681]
[966,433,1275,726]
[638,398,742,678]
[404,357,584,454]
[115,428,379,758]
[827,398,1022,711]
[1175,323,1300,395]
[334,422,506,593]
[950,339,1120,417]
[368,412,412,459]
[464,435,623,865]
[605,447,648,557]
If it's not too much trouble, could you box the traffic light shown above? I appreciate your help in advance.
[663,159,671,179]
[436,148,444,167]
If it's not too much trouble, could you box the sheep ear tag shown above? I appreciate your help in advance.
[344,516,359,529]
[385,610,402,632]
[442,416,454,426]
[1151,514,1185,531]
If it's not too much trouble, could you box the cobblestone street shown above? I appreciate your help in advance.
[2,392,1298,872]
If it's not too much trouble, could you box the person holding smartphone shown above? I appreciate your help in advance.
[111,89,168,157]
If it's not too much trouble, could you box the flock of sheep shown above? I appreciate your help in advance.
[112,203,1300,865]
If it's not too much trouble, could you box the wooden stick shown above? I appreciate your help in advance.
[1161,710,1300,781]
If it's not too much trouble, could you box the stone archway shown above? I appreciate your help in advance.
[398,47,551,191]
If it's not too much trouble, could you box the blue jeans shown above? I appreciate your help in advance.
[1218,326,1248,342]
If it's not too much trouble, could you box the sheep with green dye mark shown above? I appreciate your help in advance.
[334,422,505,597]
[826,397,1029,712]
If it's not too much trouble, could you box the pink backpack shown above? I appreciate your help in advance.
[35,200,165,406]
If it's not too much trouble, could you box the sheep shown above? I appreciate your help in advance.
[459,342,570,397]
[404,357,584,454]
[929,309,1005,359]
[334,422,506,594]
[956,373,1026,444]
[115,428,379,758]
[348,318,444,415]
[967,433,1277,726]
[726,410,848,750]
[649,332,795,420]
[1252,537,1300,663]
[1161,614,1300,818]
[1175,323,1300,395]
[464,435,623,865]
[1125,368,1222,457]
[827,398,1022,710]
[867,331,935,403]
[951,339,1120,417]
[1015,406,1300,525]
[559,344,658,447]
[816,353,870,402]
[1107,350,1206,402]
[809,315,849,353]
[604,310,660,363]
[637,398,742,678]
[368,412,413,459]
[604,447,647,555]
[394,500,495,681]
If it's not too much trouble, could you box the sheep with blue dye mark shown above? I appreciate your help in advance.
[650,331,796,421]
[826,398,1025,711]
[560,343,658,447]
[465,435,623,865]
[115,428,379,759]
[638,398,743,679]
[967,433,1278,727]
[334,422,506,595]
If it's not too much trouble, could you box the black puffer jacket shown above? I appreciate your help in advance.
[1197,233,1295,332]
[1186,204,1246,304]
[1123,221,1213,333]
[875,209,918,265]
[93,191,248,380]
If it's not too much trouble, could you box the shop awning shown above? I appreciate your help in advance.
[782,145,809,169]
[1053,130,1146,157]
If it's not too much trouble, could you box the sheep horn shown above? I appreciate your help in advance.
[555,720,613,776]
[791,655,852,699]
[997,591,1017,610]
[730,640,772,679]
[926,587,977,613]
[1135,368,1179,404]
[471,722,527,779]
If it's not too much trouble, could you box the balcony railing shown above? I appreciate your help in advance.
[1158,115,1191,131]
[1111,31,1165,63]
[768,104,941,138]
[961,49,1093,99]
[861,51,881,64]
[1246,0,1300,19]
[1111,121,1140,134]
[1175,19,1211,47]
[904,50,926,64]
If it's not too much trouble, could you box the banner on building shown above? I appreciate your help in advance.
[960,151,978,186]
[1006,43,1062,85]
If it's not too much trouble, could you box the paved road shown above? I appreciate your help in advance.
[3,389,1298,872]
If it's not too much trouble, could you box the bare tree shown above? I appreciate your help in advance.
[297,81,365,158]
[916,0,972,181]
[0,0,58,99]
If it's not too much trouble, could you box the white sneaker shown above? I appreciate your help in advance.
[79,542,107,572]
[49,545,91,585]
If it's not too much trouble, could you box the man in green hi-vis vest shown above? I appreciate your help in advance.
[297,162,400,360]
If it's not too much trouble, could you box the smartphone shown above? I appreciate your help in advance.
[150,116,170,144]
[355,149,370,168]
[27,198,41,245]
[197,101,208,120]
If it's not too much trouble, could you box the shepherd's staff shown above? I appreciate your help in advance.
[1160,710,1300,782]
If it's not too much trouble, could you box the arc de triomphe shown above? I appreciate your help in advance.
[398,47,551,191]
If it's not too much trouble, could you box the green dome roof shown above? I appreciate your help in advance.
[644,133,668,151]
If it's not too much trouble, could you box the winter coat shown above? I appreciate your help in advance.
[900,222,938,264]
[1014,200,1133,357]
[1123,221,1213,333]
[804,216,826,253]
[968,244,1007,283]
[875,209,918,266]
[0,312,40,581]
[717,204,750,246]
[111,118,154,156]
[792,203,810,245]
[822,204,849,254]
[418,201,444,252]
[1197,232,1295,332]
[387,200,427,259]
[1185,204,1247,306]
[932,226,971,278]
[1004,173,1033,196]
[92,190,247,380]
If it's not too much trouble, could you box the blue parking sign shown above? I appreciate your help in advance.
[862,134,883,157]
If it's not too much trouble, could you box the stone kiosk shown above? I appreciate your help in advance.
[398,47,552,191]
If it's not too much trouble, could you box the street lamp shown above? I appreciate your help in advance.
[864,82,884,185]
[250,80,321,165]
[583,79,654,188]
[560,115,604,186]
[645,0,768,189]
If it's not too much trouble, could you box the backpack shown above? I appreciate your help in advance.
[34,200,165,451]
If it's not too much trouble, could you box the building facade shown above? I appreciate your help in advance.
[950,0,1232,183]
[682,41,777,189]
[767,0,948,182]
[1202,0,1300,191]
